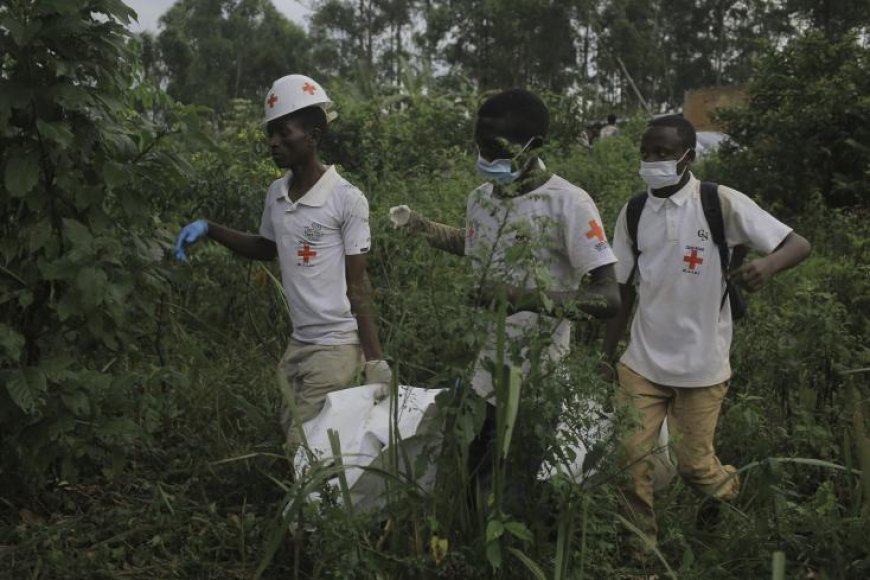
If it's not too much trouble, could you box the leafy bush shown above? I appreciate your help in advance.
[1,8,868,579]
[716,31,870,213]
[0,0,207,484]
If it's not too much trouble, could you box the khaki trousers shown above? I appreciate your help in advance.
[278,338,364,450]
[615,363,739,544]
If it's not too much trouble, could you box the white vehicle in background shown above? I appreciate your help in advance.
[695,130,733,159]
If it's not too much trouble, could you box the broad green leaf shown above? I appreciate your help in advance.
[500,365,521,458]
[29,218,55,253]
[0,324,25,363]
[61,390,91,417]
[39,0,80,15]
[76,267,108,308]
[4,367,46,414]
[485,539,502,569]
[485,518,504,541]
[23,367,48,398]
[504,521,534,543]
[39,257,79,281]
[36,119,74,149]
[4,150,41,197]
[63,218,93,248]
[102,161,129,190]
[54,84,92,110]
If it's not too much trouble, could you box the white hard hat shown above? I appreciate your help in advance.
[263,74,334,125]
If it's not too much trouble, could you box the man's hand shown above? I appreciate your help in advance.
[175,220,209,261]
[365,360,393,402]
[730,257,777,292]
[389,205,428,234]
[598,359,617,383]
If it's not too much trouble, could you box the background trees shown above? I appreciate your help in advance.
[2,0,868,578]
[156,0,310,110]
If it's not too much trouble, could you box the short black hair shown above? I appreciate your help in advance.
[607,113,617,124]
[647,114,696,150]
[477,88,550,144]
[268,105,328,143]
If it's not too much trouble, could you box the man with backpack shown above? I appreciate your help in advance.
[601,115,811,554]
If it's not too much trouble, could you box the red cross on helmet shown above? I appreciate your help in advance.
[263,74,335,125]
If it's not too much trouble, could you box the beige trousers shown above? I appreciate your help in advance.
[278,338,364,450]
[615,363,740,543]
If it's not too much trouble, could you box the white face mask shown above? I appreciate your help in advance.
[476,137,537,184]
[638,149,691,189]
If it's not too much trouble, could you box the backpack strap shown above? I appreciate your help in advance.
[625,193,647,282]
[699,181,734,311]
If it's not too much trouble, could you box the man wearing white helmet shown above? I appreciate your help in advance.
[175,74,391,450]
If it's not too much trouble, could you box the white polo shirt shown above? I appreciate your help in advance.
[259,166,371,345]
[612,174,793,387]
[466,175,617,400]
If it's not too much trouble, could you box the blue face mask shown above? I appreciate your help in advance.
[476,137,536,184]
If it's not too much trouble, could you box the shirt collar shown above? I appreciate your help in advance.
[645,172,697,212]
[280,165,338,207]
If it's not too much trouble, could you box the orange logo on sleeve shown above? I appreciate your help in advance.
[585,219,605,242]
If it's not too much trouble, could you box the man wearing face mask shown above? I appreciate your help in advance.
[174,74,391,452]
[601,115,811,557]
[392,89,620,491]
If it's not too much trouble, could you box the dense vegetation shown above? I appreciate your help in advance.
[1,1,868,578]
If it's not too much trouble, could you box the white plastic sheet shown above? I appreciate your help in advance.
[294,384,445,512]
[296,385,675,510]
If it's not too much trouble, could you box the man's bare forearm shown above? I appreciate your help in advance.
[405,211,465,255]
[207,221,277,261]
[602,283,636,362]
[346,260,384,361]
[420,220,465,256]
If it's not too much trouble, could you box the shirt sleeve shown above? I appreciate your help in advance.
[342,190,371,255]
[611,203,635,284]
[563,194,617,277]
[719,186,792,254]
[259,189,276,241]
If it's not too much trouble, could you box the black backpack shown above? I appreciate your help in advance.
[625,181,749,321]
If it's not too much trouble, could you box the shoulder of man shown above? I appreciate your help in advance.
[541,174,597,204]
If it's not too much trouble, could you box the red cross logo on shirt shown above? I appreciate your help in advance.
[267,93,278,108]
[585,219,605,242]
[297,244,317,265]
[683,248,704,270]
[302,82,316,95]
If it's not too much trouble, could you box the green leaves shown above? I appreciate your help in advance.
[0,323,26,363]
[0,0,187,484]
[4,149,41,197]
[36,119,74,149]
[4,367,47,414]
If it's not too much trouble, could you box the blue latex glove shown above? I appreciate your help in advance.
[174,219,209,261]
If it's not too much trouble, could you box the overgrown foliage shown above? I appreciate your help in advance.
[0,0,208,483]
[1,1,869,579]
[716,31,870,212]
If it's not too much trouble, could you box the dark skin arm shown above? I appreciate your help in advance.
[599,282,636,381]
[404,211,466,256]
[345,253,384,361]
[475,263,621,321]
[730,232,811,291]
[206,221,277,261]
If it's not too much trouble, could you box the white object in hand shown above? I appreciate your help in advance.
[389,205,411,228]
